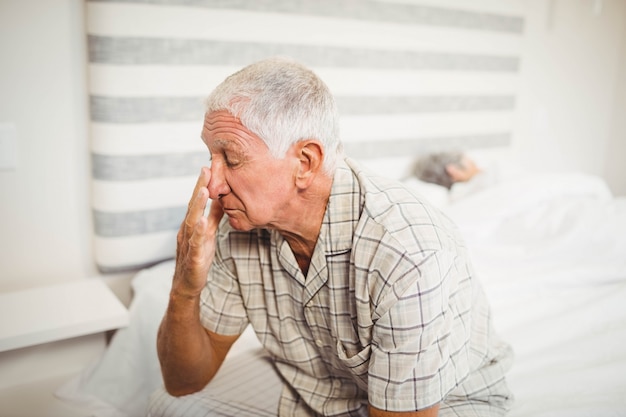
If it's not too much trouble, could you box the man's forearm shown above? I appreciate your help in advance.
[369,403,440,417]
[157,291,222,396]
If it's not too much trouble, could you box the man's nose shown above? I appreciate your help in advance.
[207,163,230,199]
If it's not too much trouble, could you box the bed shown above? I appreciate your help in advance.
[56,166,626,417]
[64,1,626,415]
[409,169,626,416]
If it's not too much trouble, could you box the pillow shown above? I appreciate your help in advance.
[402,177,449,209]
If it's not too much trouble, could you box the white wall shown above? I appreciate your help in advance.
[0,0,98,291]
[0,0,625,291]
[513,0,626,196]
[605,1,626,196]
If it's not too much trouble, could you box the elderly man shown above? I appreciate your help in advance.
[154,57,513,417]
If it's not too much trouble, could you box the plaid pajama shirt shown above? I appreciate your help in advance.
[197,158,513,416]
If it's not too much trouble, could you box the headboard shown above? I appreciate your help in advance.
[87,0,525,272]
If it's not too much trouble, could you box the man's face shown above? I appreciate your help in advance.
[201,110,298,231]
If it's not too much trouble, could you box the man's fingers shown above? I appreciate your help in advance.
[188,167,211,210]
[181,200,223,288]
[182,167,211,240]
[188,217,208,260]
[206,200,224,232]
[174,216,210,293]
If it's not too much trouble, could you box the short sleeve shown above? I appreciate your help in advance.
[199,247,249,336]
[367,248,473,412]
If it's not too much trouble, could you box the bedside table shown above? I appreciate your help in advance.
[0,279,129,352]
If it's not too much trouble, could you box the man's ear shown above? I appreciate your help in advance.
[295,140,324,188]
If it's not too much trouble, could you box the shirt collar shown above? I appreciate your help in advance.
[319,158,363,256]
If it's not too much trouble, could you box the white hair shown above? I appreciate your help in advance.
[204,57,343,175]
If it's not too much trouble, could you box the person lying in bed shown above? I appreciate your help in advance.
[153,57,514,417]
[411,151,500,202]
[411,151,481,190]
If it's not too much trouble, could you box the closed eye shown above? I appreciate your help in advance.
[225,156,241,167]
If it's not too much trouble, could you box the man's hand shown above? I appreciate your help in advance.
[157,166,233,397]
[172,166,224,298]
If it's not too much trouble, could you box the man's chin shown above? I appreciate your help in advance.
[226,214,254,232]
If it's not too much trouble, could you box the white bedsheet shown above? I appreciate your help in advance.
[427,171,626,416]
[57,172,626,416]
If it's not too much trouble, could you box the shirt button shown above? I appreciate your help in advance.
[315,339,324,347]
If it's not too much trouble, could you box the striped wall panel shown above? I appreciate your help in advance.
[86,0,525,272]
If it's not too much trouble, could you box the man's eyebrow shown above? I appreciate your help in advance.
[209,139,246,158]
[211,139,231,149]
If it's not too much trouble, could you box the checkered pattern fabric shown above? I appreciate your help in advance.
[195,158,513,415]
